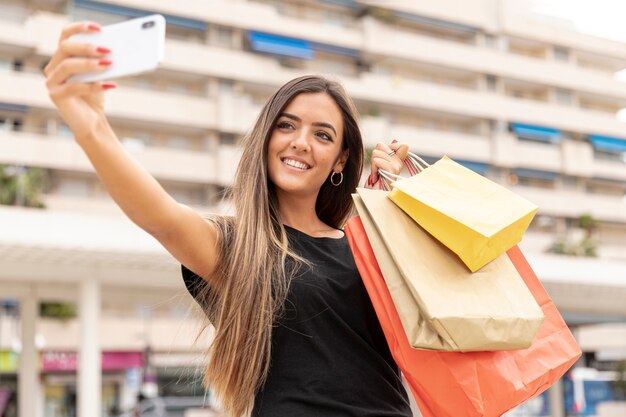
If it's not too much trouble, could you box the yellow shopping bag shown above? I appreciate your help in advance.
[388,155,538,272]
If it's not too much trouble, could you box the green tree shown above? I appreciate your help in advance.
[612,360,626,400]
[546,213,598,257]
[0,164,47,208]
[40,302,77,321]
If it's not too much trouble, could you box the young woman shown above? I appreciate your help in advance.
[44,21,412,417]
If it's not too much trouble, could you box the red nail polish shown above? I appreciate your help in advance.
[87,23,101,31]
[96,47,111,54]
[102,83,116,90]
[391,139,398,144]
[98,59,112,66]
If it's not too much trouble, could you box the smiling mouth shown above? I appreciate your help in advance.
[281,158,311,170]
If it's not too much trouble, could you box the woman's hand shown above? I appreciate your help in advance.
[43,21,116,140]
[366,140,409,189]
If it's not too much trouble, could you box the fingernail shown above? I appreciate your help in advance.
[87,23,101,31]
[391,139,398,144]
[98,59,112,66]
[102,83,116,90]
[96,46,111,54]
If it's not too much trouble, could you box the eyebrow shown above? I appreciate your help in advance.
[280,112,337,136]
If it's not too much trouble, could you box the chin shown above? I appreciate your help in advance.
[272,179,319,197]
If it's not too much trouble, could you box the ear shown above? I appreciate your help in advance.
[334,148,349,172]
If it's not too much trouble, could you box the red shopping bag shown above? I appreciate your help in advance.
[346,216,581,417]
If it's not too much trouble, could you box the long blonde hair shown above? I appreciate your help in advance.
[195,75,364,416]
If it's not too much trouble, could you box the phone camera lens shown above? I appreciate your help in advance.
[142,21,155,29]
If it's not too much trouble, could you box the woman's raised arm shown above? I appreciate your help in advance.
[44,21,220,283]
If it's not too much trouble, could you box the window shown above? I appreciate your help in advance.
[0,117,23,132]
[586,180,625,196]
[486,75,498,91]
[0,117,11,131]
[219,133,237,145]
[58,123,74,140]
[511,168,558,189]
[12,60,23,72]
[323,10,350,27]
[166,185,206,206]
[12,119,22,132]
[0,58,10,73]
[483,34,495,48]
[166,136,193,150]
[214,26,234,48]
[553,46,570,62]
[56,177,91,197]
[218,79,234,93]
[528,215,556,233]
[555,88,572,105]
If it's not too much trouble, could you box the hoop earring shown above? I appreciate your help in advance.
[330,171,343,186]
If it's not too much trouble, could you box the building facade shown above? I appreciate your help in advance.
[0,0,625,416]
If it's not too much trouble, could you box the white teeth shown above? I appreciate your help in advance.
[283,158,309,170]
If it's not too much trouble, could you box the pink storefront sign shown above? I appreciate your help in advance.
[42,351,143,372]
[0,388,11,415]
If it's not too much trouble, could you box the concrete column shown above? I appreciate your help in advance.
[78,279,101,417]
[18,290,41,417]
[549,378,565,417]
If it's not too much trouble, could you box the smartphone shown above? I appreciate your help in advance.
[67,14,166,83]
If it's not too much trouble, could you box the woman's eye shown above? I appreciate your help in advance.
[317,131,332,142]
[277,121,293,129]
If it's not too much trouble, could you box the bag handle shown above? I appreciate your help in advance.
[378,151,431,190]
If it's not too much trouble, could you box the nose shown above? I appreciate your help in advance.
[290,129,311,152]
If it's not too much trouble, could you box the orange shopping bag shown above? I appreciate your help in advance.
[345,216,582,417]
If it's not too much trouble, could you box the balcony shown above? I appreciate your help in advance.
[499,1,626,61]
[0,130,217,183]
[12,13,626,141]
[98,0,362,50]
[492,133,563,171]
[362,17,626,101]
[0,314,211,352]
[0,69,217,129]
[360,115,491,162]
[0,16,34,54]
[164,43,626,139]
[513,185,626,224]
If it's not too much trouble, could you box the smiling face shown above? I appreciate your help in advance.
[267,92,347,200]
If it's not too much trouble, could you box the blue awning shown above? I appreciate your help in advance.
[319,0,359,8]
[589,135,626,154]
[510,123,562,142]
[512,168,559,181]
[311,42,360,58]
[248,31,314,60]
[418,156,489,175]
[0,102,29,113]
[457,160,490,175]
[74,0,207,31]
[394,11,479,33]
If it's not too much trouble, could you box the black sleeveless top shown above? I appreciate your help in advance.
[182,225,412,417]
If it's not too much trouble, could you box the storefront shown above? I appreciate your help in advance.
[0,351,19,417]
[41,351,143,417]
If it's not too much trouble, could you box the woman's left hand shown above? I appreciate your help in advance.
[366,140,409,189]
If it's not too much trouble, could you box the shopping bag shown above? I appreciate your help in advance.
[345,216,582,417]
[355,188,544,351]
[354,193,454,350]
[388,155,538,272]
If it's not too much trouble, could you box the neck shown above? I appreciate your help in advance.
[276,189,325,233]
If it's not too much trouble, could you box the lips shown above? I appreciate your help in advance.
[281,157,311,170]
